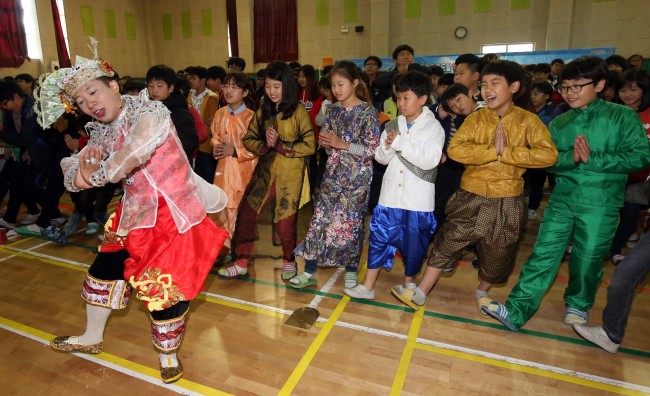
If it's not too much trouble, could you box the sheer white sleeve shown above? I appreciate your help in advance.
[90,111,170,186]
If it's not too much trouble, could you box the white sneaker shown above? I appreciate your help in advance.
[18,212,40,225]
[343,284,375,300]
[527,209,537,220]
[573,325,620,353]
[627,233,639,248]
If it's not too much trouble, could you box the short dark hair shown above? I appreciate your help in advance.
[481,60,525,85]
[394,70,432,98]
[319,75,331,89]
[123,80,146,93]
[184,66,207,79]
[206,66,227,82]
[430,65,444,77]
[605,70,622,88]
[408,63,432,76]
[146,64,177,86]
[438,73,455,87]
[605,55,629,71]
[534,63,551,74]
[551,58,564,66]
[455,53,483,74]
[392,44,414,60]
[15,73,34,84]
[440,83,469,103]
[227,57,246,71]
[256,68,266,78]
[0,79,23,101]
[560,56,608,84]
[531,81,554,96]
[482,60,533,111]
[364,55,382,68]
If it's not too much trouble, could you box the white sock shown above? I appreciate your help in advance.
[303,272,314,279]
[77,304,111,345]
[159,352,179,368]
[405,282,417,290]
[475,289,489,299]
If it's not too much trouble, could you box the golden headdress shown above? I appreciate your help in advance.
[35,37,115,128]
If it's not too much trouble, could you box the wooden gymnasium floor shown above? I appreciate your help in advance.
[1,192,649,396]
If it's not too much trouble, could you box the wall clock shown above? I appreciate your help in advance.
[455,26,468,39]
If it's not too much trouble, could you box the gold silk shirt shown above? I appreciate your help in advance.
[448,105,558,198]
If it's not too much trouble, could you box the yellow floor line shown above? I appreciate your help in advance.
[414,343,649,396]
[278,294,352,395]
[390,305,425,395]
[0,316,230,395]
[278,264,366,395]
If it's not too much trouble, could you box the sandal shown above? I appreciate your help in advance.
[217,265,250,279]
[482,300,519,331]
[289,273,317,289]
[281,263,297,280]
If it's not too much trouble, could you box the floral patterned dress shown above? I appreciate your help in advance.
[294,102,380,268]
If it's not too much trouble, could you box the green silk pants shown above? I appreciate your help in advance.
[506,198,619,328]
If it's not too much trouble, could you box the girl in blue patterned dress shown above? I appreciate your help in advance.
[291,61,380,289]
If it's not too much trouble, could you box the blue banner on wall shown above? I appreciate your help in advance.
[345,47,616,72]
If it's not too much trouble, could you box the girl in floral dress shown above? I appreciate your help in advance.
[291,61,380,289]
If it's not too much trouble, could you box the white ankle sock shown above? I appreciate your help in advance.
[475,289,489,299]
[77,304,111,345]
[159,352,179,368]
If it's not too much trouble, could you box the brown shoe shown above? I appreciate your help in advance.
[160,358,183,383]
[51,336,103,354]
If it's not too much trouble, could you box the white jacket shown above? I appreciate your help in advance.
[374,106,445,212]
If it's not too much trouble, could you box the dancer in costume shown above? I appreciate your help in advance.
[37,38,228,383]
[483,56,650,330]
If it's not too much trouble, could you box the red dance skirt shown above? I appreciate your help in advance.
[101,199,227,311]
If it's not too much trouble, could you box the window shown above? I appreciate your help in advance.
[21,0,42,60]
[481,42,534,54]
[55,0,69,55]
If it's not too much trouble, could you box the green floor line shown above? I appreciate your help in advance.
[215,272,650,359]
[12,238,650,359]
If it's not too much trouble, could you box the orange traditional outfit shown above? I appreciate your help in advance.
[211,104,257,247]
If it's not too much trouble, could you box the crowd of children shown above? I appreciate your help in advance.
[1,43,649,382]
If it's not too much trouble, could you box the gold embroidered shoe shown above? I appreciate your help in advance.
[50,336,103,354]
[160,359,183,384]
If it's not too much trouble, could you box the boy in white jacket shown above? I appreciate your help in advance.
[344,71,445,300]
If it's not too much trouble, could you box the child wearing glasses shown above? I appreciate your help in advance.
[211,73,258,263]
[483,56,650,331]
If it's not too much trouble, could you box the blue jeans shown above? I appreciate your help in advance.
[603,232,650,343]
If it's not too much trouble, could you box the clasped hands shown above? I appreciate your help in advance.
[573,134,591,164]
[384,130,399,150]
[320,130,348,150]
[494,123,507,156]
[213,142,235,159]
